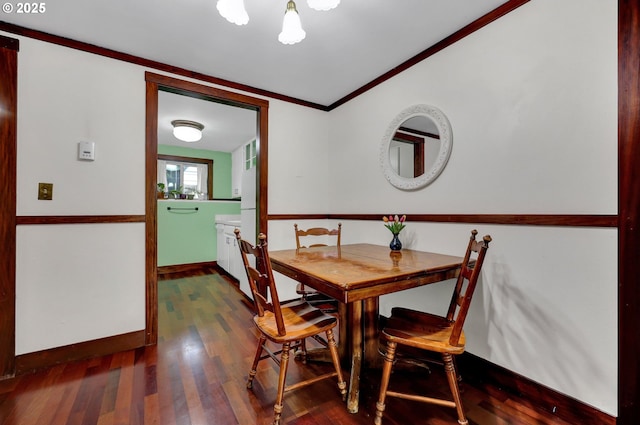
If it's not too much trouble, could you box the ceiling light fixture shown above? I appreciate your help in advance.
[171,120,204,143]
[216,0,340,45]
[307,0,340,11]
[216,0,249,25]
[278,1,305,45]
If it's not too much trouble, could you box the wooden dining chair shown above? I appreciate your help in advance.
[294,223,342,250]
[374,230,492,425]
[293,223,343,359]
[235,230,347,425]
[293,223,342,306]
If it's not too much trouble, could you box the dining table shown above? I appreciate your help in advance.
[269,243,466,413]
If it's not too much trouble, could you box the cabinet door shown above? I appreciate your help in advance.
[232,147,243,197]
[216,227,228,270]
[234,243,250,296]
[226,235,240,278]
[220,233,234,272]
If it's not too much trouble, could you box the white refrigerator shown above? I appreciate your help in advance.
[239,167,256,297]
[240,166,257,243]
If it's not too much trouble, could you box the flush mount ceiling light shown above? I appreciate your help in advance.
[216,0,340,45]
[171,120,204,143]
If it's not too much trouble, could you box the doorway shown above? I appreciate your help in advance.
[144,72,269,345]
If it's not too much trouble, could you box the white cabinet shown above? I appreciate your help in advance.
[224,230,238,274]
[216,224,228,271]
[231,147,244,198]
[216,220,251,298]
[225,225,250,297]
[232,139,257,199]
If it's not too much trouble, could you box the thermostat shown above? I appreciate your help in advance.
[78,141,95,161]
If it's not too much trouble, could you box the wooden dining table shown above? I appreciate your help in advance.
[269,243,465,413]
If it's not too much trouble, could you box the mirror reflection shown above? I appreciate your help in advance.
[380,104,452,190]
[389,115,440,179]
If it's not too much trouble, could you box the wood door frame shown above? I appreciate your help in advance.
[144,72,269,345]
[618,1,640,422]
[0,35,18,379]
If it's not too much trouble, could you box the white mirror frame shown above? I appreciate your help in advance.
[380,104,453,190]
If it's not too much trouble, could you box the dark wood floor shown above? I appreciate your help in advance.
[0,270,572,425]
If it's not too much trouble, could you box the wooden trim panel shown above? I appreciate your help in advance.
[15,330,145,376]
[618,0,640,422]
[267,214,330,221]
[16,215,145,225]
[268,213,617,228]
[0,34,18,379]
[146,80,159,346]
[157,261,218,276]
[0,34,19,50]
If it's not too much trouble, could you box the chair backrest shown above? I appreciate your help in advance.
[294,223,342,250]
[235,229,286,336]
[446,229,492,346]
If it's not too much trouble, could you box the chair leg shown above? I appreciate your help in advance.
[247,336,267,389]
[298,338,308,363]
[272,342,291,425]
[325,328,347,400]
[442,353,468,425]
[374,340,397,425]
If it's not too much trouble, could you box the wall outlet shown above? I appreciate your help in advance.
[38,182,53,200]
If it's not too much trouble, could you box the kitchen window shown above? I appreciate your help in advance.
[158,154,213,199]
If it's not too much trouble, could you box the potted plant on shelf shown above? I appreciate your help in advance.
[157,183,166,199]
[169,186,184,199]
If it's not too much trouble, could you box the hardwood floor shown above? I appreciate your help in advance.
[0,270,573,425]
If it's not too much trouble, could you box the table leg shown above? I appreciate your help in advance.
[346,300,363,413]
[363,297,382,368]
[338,302,350,361]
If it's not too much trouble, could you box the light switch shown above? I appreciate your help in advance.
[38,183,53,200]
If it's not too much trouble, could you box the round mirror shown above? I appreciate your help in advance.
[380,104,452,190]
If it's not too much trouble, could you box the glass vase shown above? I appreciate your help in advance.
[389,233,402,251]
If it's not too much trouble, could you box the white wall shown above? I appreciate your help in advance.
[309,0,617,416]
[16,40,146,215]
[267,99,331,214]
[16,223,145,353]
[13,38,148,355]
